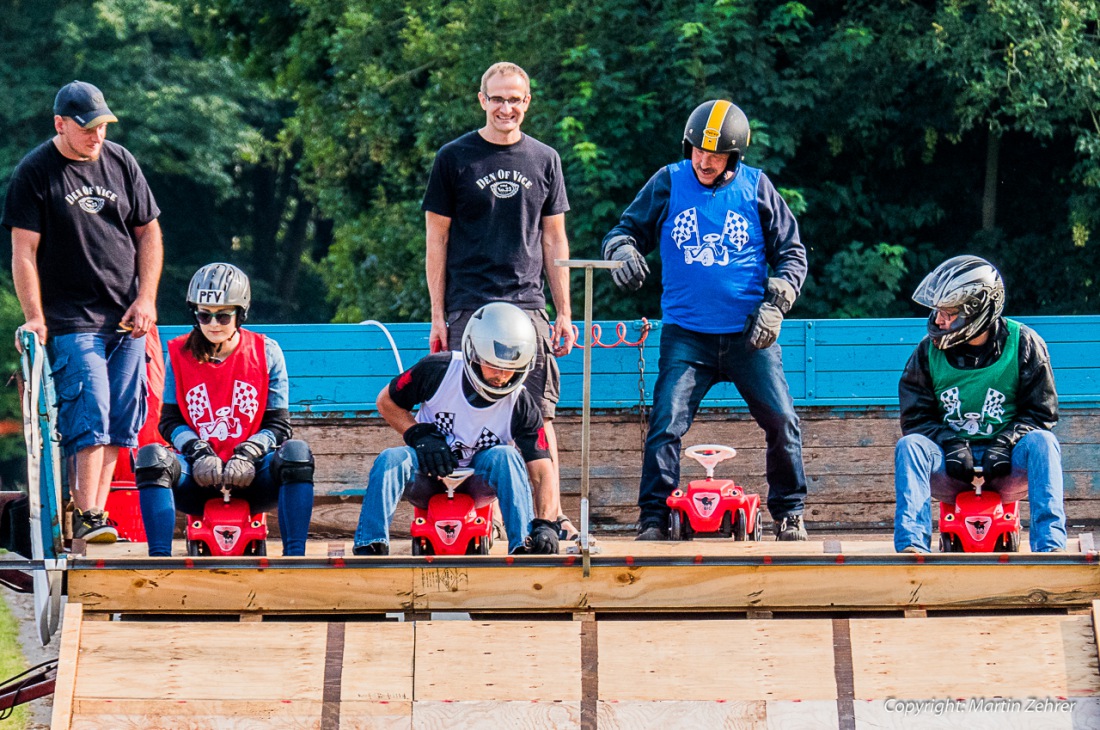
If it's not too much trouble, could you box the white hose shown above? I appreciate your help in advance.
[359,320,404,374]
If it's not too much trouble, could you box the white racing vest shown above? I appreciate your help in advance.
[416,352,519,466]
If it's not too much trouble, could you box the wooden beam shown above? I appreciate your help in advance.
[67,559,1100,614]
[49,602,83,730]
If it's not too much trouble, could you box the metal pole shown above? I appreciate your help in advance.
[556,259,620,577]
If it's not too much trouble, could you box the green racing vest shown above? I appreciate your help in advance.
[927,319,1020,442]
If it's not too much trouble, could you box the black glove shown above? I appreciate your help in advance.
[942,439,975,483]
[223,440,267,488]
[981,437,1014,479]
[603,235,649,292]
[183,439,223,488]
[404,423,458,479]
[745,278,796,349]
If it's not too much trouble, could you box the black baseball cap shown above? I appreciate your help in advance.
[53,81,118,128]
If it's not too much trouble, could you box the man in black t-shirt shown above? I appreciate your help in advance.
[353,303,561,555]
[422,61,577,539]
[4,81,163,543]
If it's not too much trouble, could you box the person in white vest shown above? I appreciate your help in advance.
[353,302,560,555]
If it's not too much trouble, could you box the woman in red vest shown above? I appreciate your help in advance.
[134,263,314,556]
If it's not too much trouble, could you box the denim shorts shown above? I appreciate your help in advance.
[47,332,147,456]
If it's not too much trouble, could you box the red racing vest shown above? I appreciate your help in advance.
[168,329,269,460]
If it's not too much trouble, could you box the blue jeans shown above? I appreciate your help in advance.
[893,431,1067,552]
[354,445,535,553]
[48,332,147,456]
[139,451,314,557]
[638,324,807,525]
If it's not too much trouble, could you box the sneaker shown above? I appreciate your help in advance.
[73,508,118,544]
[636,521,668,541]
[900,546,928,554]
[353,542,389,556]
[774,514,807,541]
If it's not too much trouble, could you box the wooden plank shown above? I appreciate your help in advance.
[72,622,328,701]
[67,699,330,728]
[413,621,581,701]
[851,615,1100,699]
[341,623,415,702]
[580,614,597,730]
[854,698,1098,728]
[597,619,837,701]
[412,701,579,728]
[50,602,84,730]
[67,561,1100,614]
[596,700,839,729]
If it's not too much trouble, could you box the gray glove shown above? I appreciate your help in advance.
[745,278,796,349]
[184,440,223,488]
[603,235,649,291]
[223,440,267,488]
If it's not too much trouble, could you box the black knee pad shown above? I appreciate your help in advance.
[134,444,180,489]
[273,439,314,484]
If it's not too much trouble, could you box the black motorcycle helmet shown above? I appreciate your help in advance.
[913,255,1005,349]
[682,100,751,172]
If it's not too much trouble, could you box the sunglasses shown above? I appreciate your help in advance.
[195,310,235,325]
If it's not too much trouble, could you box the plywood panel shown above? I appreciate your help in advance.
[341,623,415,702]
[597,619,837,701]
[414,621,581,701]
[851,615,1100,699]
[596,700,840,730]
[854,698,1100,729]
[412,701,579,729]
[69,699,324,729]
[73,621,328,700]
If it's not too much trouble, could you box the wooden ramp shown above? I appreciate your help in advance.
[50,538,1100,728]
[52,603,1100,729]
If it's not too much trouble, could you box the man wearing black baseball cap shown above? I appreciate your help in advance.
[4,80,163,543]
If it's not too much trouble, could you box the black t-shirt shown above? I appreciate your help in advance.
[422,131,569,311]
[388,353,551,462]
[3,139,160,334]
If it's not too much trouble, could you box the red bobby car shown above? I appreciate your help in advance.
[938,466,1021,552]
[186,487,268,556]
[667,444,763,541]
[410,468,494,555]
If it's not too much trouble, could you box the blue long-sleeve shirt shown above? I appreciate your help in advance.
[602,165,808,298]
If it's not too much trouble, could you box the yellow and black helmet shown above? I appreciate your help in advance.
[682,100,751,170]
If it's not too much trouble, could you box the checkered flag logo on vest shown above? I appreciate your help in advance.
[233,380,260,421]
[722,210,750,251]
[670,207,699,249]
[186,383,212,424]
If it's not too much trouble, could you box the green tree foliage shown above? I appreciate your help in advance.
[183,0,1099,323]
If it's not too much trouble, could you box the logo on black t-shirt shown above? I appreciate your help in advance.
[65,184,119,215]
[476,169,532,199]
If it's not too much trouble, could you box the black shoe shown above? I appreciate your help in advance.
[524,518,560,554]
[73,508,118,544]
[635,521,668,541]
[353,542,389,556]
[774,514,807,541]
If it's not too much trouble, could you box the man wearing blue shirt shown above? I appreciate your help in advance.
[602,100,810,541]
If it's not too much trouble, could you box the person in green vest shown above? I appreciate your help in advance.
[893,255,1066,553]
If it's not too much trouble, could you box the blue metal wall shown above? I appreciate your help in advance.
[158,316,1100,414]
